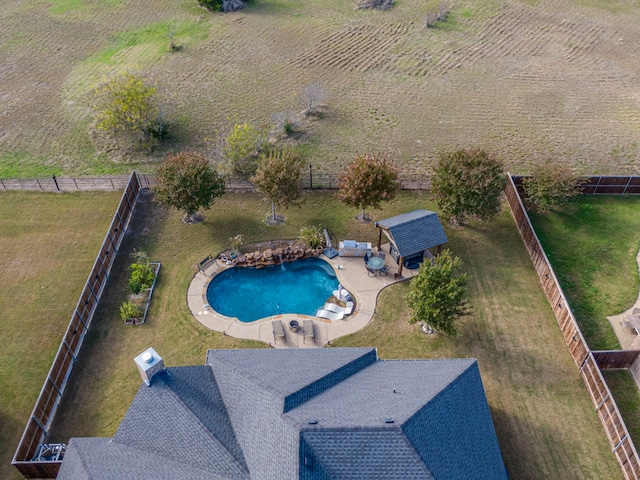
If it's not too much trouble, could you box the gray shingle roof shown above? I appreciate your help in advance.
[58,348,507,480]
[285,359,473,428]
[300,428,434,479]
[114,367,248,478]
[376,209,448,257]
[57,438,232,480]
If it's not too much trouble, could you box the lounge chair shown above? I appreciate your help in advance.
[272,321,285,344]
[332,288,353,303]
[316,309,344,321]
[344,301,354,316]
[303,320,315,344]
[324,302,345,314]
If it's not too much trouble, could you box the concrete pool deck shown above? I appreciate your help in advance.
[187,243,419,348]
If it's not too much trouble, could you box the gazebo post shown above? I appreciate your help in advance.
[398,257,404,277]
[377,228,383,251]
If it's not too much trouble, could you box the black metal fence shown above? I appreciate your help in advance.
[0,173,433,192]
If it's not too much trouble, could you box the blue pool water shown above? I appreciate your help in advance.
[206,257,339,322]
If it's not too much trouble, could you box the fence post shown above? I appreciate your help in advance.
[73,178,78,190]
[36,179,42,190]
[52,175,60,192]
[309,164,313,189]
[1,178,5,190]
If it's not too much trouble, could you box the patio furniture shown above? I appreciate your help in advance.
[303,320,315,344]
[366,256,386,276]
[316,309,344,321]
[344,301,354,316]
[332,287,353,303]
[323,301,355,317]
[272,321,285,344]
[289,320,300,332]
[324,303,344,314]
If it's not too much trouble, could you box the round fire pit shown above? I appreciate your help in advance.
[289,320,300,332]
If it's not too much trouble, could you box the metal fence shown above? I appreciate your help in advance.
[11,172,143,479]
[0,172,433,192]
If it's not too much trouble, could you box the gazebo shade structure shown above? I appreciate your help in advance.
[375,209,448,276]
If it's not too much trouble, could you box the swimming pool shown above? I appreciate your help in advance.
[206,257,339,322]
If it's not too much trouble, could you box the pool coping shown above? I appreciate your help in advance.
[187,243,419,348]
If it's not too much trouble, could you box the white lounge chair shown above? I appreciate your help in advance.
[324,303,345,314]
[344,301,354,316]
[323,301,354,316]
[316,309,344,321]
[332,288,352,303]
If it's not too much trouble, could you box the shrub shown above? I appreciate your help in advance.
[198,0,223,11]
[120,301,142,321]
[299,225,324,249]
[129,263,156,293]
[521,163,584,214]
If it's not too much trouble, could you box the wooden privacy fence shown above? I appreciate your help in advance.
[506,174,640,480]
[0,172,432,192]
[11,172,143,479]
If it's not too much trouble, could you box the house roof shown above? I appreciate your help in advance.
[57,348,507,480]
[376,209,448,258]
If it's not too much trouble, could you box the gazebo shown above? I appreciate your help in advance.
[375,209,448,276]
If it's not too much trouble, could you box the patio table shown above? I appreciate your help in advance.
[367,256,386,274]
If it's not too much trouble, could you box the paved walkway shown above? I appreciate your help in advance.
[187,243,418,348]
[607,249,640,350]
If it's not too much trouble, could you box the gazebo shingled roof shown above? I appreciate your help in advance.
[375,209,447,275]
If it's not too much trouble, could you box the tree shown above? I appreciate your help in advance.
[521,162,584,213]
[93,70,158,141]
[154,151,226,223]
[431,149,505,224]
[406,250,469,335]
[223,123,267,177]
[336,153,399,221]
[300,82,328,117]
[250,148,304,224]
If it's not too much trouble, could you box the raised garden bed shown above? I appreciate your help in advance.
[123,262,161,325]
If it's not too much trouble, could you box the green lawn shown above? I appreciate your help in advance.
[529,195,640,456]
[529,196,640,351]
[0,190,627,479]
[0,191,122,480]
[35,190,621,479]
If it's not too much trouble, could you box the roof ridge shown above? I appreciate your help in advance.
[160,372,250,477]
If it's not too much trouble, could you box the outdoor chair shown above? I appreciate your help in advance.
[344,301,354,316]
[272,320,286,344]
[378,251,386,260]
[316,309,344,321]
[379,264,390,276]
[303,320,315,344]
[323,303,345,314]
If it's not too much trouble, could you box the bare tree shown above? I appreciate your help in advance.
[300,83,328,117]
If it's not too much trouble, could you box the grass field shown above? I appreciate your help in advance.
[530,196,640,351]
[2,0,640,177]
[0,191,122,480]
[23,190,620,479]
